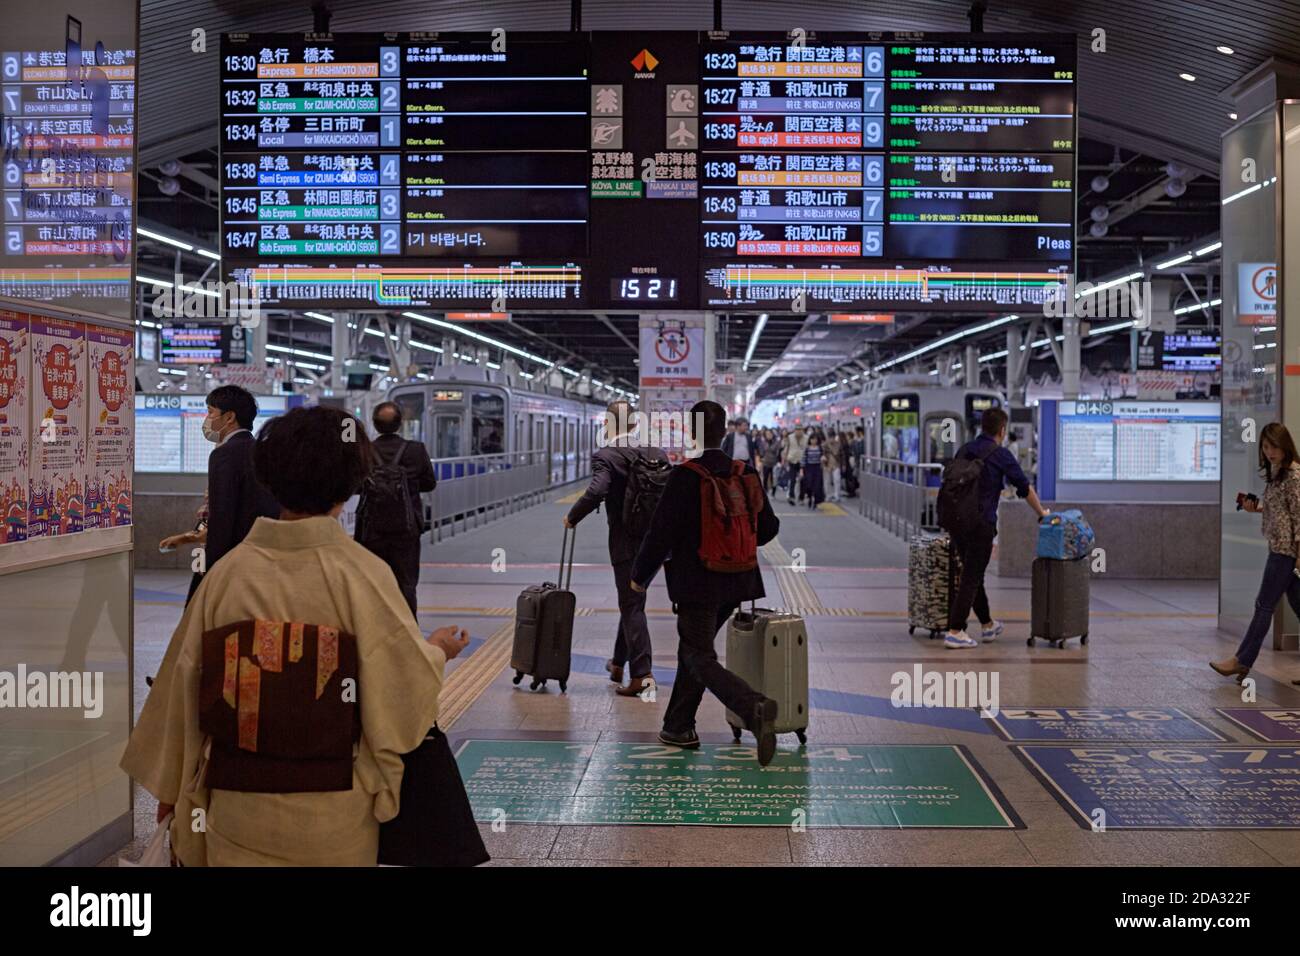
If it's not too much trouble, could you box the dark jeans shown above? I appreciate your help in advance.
[948,521,996,632]
[663,603,765,734]
[786,463,802,501]
[363,534,422,618]
[1235,551,1300,668]
[610,559,653,678]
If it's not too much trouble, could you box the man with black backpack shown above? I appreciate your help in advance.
[355,402,437,617]
[630,400,783,766]
[564,400,669,697]
[938,407,1048,649]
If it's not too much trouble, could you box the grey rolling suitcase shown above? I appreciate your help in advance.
[1029,555,1090,648]
[724,606,809,745]
[908,529,962,639]
[510,527,576,691]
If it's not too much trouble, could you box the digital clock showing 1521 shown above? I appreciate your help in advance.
[611,277,678,301]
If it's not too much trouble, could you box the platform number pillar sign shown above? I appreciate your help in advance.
[1218,68,1300,647]
[1060,316,1082,401]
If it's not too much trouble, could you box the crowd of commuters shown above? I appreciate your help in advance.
[721,418,864,508]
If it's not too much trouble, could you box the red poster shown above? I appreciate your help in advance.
[86,324,134,529]
[0,311,30,544]
[29,317,86,537]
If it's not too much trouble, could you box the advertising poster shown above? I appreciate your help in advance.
[0,311,31,543]
[86,323,134,528]
[28,317,86,537]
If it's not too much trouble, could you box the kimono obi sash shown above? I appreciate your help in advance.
[199,619,360,792]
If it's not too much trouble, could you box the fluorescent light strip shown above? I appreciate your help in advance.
[1076,271,1143,298]
[266,343,332,362]
[1222,177,1275,206]
[873,313,1019,373]
[136,226,192,251]
[303,312,335,324]
[135,273,220,298]
[743,314,768,371]
[1173,297,1222,315]
[1195,241,1222,256]
[1155,253,1194,270]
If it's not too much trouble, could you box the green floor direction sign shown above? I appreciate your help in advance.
[456,740,1019,828]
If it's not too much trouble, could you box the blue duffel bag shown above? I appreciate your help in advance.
[1036,509,1095,560]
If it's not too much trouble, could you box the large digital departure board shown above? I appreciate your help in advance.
[1,10,137,317]
[220,32,1075,312]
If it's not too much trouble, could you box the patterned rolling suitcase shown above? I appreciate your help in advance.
[724,606,810,744]
[510,527,576,691]
[907,528,962,639]
[1028,555,1090,648]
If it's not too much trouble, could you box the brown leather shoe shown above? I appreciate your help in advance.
[606,660,623,684]
[1209,657,1249,682]
[616,675,655,697]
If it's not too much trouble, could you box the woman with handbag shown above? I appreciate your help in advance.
[121,405,481,866]
[1212,422,1300,683]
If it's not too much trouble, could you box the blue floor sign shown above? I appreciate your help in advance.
[985,707,1225,742]
[1016,745,1300,829]
[1216,709,1300,742]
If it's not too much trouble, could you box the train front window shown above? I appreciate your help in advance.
[392,392,424,442]
[471,392,506,455]
[965,394,1001,439]
[435,414,462,458]
[925,415,961,465]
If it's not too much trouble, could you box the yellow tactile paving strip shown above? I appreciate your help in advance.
[436,620,516,731]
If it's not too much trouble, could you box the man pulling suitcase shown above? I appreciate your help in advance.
[937,407,1048,649]
[630,400,784,766]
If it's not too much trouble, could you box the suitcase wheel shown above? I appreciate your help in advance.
[929,629,940,640]
[529,678,541,690]
[512,671,523,685]
[1081,633,1089,645]
[1026,636,1035,647]
[559,680,567,693]
[730,723,742,742]
[908,626,915,635]
[795,728,807,745]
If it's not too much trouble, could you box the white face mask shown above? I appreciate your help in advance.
[202,412,225,443]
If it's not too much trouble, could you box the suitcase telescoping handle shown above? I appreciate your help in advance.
[558,525,576,590]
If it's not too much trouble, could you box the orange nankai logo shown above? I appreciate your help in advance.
[630,49,659,72]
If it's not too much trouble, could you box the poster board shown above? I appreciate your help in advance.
[0,311,30,543]
[86,324,134,528]
[28,316,87,537]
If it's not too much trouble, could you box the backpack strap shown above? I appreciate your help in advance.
[379,437,406,467]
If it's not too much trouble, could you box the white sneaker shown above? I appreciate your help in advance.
[981,621,1004,643]
[944,631,978,649]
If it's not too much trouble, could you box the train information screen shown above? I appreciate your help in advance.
[0,11,138,317]
[1058,401,1221,483]
[220,31,1075,312]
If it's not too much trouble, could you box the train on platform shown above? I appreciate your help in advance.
[778,374,1005,473]
[386,363,608,484]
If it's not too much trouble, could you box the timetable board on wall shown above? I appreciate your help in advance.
[1057,400,1221,483]
[219,31,1076,312]
[134,393,288,473]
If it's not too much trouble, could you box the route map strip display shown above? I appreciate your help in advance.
[220,32,1076,311]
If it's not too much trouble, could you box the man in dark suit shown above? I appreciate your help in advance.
[565,400,667,697]
[631,400,783,765]
[720,416,758,469]
[202,386,281,584]
[355,401,437,617]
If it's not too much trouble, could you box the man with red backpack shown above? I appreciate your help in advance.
[630,400,783,766]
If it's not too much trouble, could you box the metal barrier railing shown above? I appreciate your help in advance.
[426,448,582,541]
[337,449,588,542]
[856,454,943,540]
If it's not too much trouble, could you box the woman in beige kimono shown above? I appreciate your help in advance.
[121,405,469,866]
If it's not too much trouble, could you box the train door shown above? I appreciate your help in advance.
[550,417,560,484]
[566,419,576,481]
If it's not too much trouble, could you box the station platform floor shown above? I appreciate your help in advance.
[120,488,1300,867]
